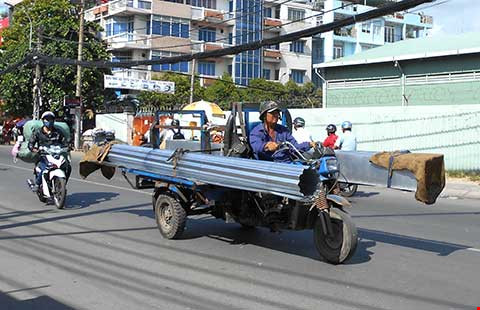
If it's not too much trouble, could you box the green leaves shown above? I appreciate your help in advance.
[0,0,111,117]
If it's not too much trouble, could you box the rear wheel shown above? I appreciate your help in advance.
[155,194,186,239]
[314,208,357,264]
[52,177,66,209]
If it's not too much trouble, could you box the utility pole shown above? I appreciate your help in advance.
[189,59,196,104]
[32,27,43,120]
[74,0,85,150]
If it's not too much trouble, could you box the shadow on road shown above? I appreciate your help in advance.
[0,290,74,310]
[351,191,380,198]
[66,192,120,209]
[0,209,52,220]
[358,228,473,256]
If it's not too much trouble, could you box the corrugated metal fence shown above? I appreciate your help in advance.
[290,105,480,171]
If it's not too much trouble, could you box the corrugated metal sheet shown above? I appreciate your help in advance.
[290,104,480,171]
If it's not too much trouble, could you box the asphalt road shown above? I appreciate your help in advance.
[0,145,479,310]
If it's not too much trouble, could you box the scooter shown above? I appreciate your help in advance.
[27,145,71,209]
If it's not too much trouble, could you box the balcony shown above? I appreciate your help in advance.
[333,26,356,39]
[263,49,281,63]
[191,7,234,25]
[264,18,282,31]
[106,33,150,50]
[192,41,234,56]
[85,0,151,21]
[420,14,433,25]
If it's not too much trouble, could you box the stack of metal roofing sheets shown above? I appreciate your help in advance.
[107,144,319,201]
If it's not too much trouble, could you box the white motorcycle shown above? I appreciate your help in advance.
[27,145,71,209]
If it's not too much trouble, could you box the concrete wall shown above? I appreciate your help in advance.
[289,105,480,171]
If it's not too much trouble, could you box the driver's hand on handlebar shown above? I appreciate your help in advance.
[264,142,278,152]
[309,141,317,148]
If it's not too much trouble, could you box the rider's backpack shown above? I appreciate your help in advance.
[172,130,185,140]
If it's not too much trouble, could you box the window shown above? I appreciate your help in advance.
[266,43,279,50]
[228,65,232,76]
[362,22,370,33]
[105,17,133,37]
[228,33,233,44]
[290,40,305,53]
[264,7,272,18]
[385,26,395,43]
[333,45,343,59]
[187,0,216,9]
[263,69,271,80]
[138,0,151,9]
[288,8,305,21]
[151,16,190,38]
[291,70,305,84]
[198,61,216,76]
[199,28,216,42]
[229,0,233,12]
[274,69,280,80]
[151,51,189,73]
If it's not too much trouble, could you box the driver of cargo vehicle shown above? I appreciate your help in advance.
[249,101,315,162]
[28,111,67,187]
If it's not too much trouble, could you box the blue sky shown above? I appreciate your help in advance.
[413,0,480,36]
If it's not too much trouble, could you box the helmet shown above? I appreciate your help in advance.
[171,119,180,127]
[41,111,55,129]
[326,124,337,133]
[259,100,281,121]
[41,111,55,120]
[341,121,352,130]
[293,117,305,127]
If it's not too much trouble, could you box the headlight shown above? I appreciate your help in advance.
[326,158,339,172]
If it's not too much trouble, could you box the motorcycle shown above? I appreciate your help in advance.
[339,182,358,197]
[27,145,71,209]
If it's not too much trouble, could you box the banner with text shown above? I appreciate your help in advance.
[104,75,175,94]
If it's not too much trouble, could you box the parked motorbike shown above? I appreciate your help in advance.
[27,145,71,209]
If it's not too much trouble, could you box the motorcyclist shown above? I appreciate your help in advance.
[322,124,338,148]
[28,111,67,189]
[292,117,312,143]
[334,121,357,151]
[250,101,315,162]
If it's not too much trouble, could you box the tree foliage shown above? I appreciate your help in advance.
[0,0,112,117]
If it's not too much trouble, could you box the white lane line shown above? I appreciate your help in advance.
[0,162,151,196]
[361,228,480,254]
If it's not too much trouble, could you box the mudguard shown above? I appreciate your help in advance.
[326,194,352,208]
[49,169,66,180]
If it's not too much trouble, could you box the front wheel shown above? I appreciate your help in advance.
[314,208,358,264]
[154,194,186,239]
[339,183,358,197]
[52,177,66,209]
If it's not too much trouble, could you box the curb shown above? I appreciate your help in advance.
[440,180,480,200]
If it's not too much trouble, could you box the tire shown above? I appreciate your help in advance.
[339,183,358,197]
[154,194,186,239]
[314,208,358,264]
[52,177,67,209]
[37,186,48,203]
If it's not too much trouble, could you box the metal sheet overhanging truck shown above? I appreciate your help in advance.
[80,103,445,264]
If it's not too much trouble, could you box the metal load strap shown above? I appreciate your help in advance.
[107,144,319,201]
[335,150,417,191]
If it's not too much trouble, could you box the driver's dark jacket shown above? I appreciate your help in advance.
[28,127,66,151]
[249,123,310,162]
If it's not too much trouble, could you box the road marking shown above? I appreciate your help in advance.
[0,162,150,196]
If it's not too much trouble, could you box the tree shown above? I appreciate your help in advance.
[137,72,204,110]
[203,73,240,110]
[239,78,286,103]
[0,0,112,117]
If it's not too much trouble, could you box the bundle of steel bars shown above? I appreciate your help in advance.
[107,144,319,201]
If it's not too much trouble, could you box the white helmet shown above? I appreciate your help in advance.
[41,111,55,120]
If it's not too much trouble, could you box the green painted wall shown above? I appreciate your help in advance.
[407,80,480,105]
[327,85,402,107]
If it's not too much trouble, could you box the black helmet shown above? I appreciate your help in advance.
[259,100,281,121]
[293,117,305,127]
[171,119,180,127]
[326,124,336,134]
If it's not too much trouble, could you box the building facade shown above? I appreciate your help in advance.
[85,0,317,87]
[312,0,433,86]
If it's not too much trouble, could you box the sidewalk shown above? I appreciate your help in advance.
[440,179,480,200]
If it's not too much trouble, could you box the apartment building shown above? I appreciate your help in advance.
[312,0,433,84]
[85,0,317,87]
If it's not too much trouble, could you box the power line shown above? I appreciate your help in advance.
[35,0,434,69]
